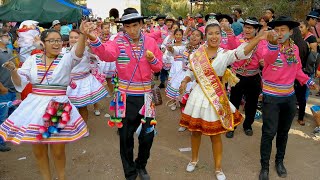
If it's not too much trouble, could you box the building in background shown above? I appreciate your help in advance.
[87,0,141,19]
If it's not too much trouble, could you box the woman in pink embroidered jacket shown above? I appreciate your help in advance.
[82,8,162,180]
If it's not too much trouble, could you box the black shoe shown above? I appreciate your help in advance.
[158,83,165,89]
[275,161,287,178]
[226,131,234,138]
[137,168,150,180]
[259,168,269,180]
[0,143,11,152]
[244,129,253,136]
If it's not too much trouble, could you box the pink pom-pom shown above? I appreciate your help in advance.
[109,106,115,111]
[58,121,67,128]
[42,113,51,121]
[62,114,70,122]
[61,111,69,118]
[39,126,47,133]
[70,81,77,89]
[36,134,43,141]
[46,107,57,116]
[64,104,72,112]
[44,121,50,127]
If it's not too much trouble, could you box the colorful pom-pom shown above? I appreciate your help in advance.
[36,134,43,141]
[150,119,157,126]
[63,104,72,112]
[43,113,51,121]
[51,116,58,123]
[39,126,47,134]
[141,118,146,124]
[42,132,51,139]
[46,107,57,116]
[116,122,123,128]
[56,109,63,116]
[48,126,58,134]
[108,120,115,127]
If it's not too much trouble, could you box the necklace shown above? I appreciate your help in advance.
[280,39,298,65]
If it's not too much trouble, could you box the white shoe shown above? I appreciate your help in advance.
[106,94,112,98]
[215,170,226,180]
[94,110,101,116]
[83,130,90,138]
[178,127,186,132]
[186,161,198,172]
[104,113,111,118]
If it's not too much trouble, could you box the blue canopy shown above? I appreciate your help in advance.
[56,0,91,16]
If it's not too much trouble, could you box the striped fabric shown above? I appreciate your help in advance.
[118,79,151,95]
[32,85,67,96]
[0,118,87,144]
[70,72,90,80]
[262,80,295,97]
[233,68,260,76]
[68,86,108,107]
[165,83,180,99]
[36,54,62,83]
[174,55,184,61]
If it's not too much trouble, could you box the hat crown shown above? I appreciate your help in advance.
[307,11,319,18]
[123,8,139,16]
[274,15,293,22]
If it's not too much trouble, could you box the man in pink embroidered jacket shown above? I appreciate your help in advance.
[84,8,162,180]
[151,15,168,47]
[226,17,266,139]
[258,16,318,180]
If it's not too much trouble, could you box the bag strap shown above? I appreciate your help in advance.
[124,35,147,93]
[40,58,54,84]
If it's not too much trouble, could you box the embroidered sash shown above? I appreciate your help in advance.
[189,45,234,130]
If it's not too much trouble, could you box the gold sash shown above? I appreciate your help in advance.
[189,45,234,130]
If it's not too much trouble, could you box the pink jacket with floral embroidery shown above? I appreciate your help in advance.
[90,33,163,95]
[262,43,313,97]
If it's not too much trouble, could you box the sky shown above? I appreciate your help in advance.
[87,0,141,19]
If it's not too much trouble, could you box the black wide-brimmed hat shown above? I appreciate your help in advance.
[116,8,147,23]
[241,17,262,28]
[216,13,233,24]
[155,15,166,21]
[267,16,300,29]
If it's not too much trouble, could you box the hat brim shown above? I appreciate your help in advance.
[155,16,166,21]
[216,14,233,24]
[267,21,300,29]
[165,18,175,22]
[241,22,262,28]
[115,16,147,23]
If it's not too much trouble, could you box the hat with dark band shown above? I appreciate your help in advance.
[241,17,262,28]
[267,16,300,30]
[116,8,147,23]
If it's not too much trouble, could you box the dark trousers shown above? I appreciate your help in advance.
[294,80,307,120]
[260,94,296,168]
[119,96,155,180]
[230,74,261,130]
[160,68,168,84]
